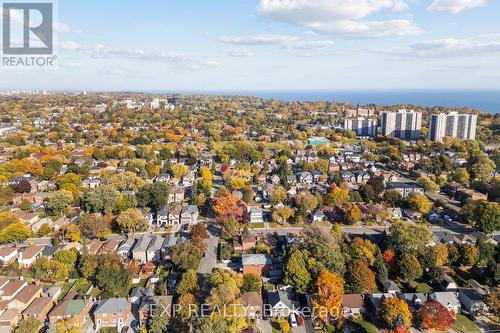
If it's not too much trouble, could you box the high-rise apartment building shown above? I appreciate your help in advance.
[380,109,422,140]
[429,112,477,142]
[344,118,378,136]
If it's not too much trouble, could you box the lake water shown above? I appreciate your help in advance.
[164,90,500,114]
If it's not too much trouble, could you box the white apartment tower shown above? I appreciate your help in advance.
[344,118,378,136]
[429,112,477,142]
[380,109,422,140]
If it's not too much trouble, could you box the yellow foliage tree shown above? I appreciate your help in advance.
[311,269,344,322]
[379,297,413,329]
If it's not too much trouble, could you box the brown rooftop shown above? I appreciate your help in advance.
[22,297,53,316]
[0,280,27,297]
[13,285,42,304]
[0,247,16,257]
[241,292,263,308]
[21,245,45,259]
[342,294,364,308]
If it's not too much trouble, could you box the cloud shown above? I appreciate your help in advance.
[219,34,299,45]
[427,0,487,13]
[219,34,335,50]
[256,0,422,38]
[227,48,254,57]
[77,44,219,70]
[60,41,81,50]
[374,34,500,57]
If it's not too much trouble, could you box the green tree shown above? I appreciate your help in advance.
[148,309,169,333]
[176,269,199,296]
[47,190,74,215]
[390,221,432,253]
[82,185,119,213]
[451,168,470,184]
[417,177,440,193]
[283,247,312,294]
[472,201,500,234]
[96,266,131,298]
[398,254,423,283]
[242,274,262,293]
[170,241,202,271]
[117,208,149,234]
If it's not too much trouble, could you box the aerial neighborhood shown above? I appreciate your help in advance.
[0,93,498,333]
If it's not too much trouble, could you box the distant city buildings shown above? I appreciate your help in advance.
[345,107,376,118]
[428,112,477,142]
[380,109,422,140]
[344,118,378,137]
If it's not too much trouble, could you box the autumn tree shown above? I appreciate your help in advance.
[212,191,244,222]
[379,297,412,329]
[117,208,149,234]
[241,274,262,293]
[323,184,349,206]
[311,270,344,322]
[485,290,500,317]
[346,259,376,293]
[171,163,189,179]
[269,187,287,205]
[418,299,455,331]
[344,203,362,225]
[295,192,318,216]
[190,223,209,252]
[176,269,199,296]
[459,243,479,267]
[170,241,202,271]
[406,192,432,214]
[350,237,377,265]
[272,206,294,224]
[0,222,31,244]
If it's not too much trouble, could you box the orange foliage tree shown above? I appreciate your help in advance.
[418,299,455,331]
[212,191,244,222]
[311,269,344,322]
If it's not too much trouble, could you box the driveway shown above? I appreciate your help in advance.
[198,223,220,275]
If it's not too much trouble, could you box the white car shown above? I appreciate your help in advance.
[289,313,298,327]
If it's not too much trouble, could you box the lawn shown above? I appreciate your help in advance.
[131,278,148,288]
[75,278,92,294]
[349,318,378,333]
[249,222,265,229]
[412,281,433,293]
[57,281,75,301]
[453,314,481,333]
[98,327,118,333]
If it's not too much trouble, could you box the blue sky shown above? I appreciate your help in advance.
[2,0,500,91]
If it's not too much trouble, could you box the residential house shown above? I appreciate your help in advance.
[180,205,199,225]
[43,286,62,302]
[342,294,365,318]
[296,172,313,184]
[99,239,121,254]
[340,171,356,183]
[48,298,92,326]
[459,289,486,315]
[0,309,20,327]
[146,236,165,262]
[22,297,54,321]
[381,280,400,294]
[242,254,271,277]
[93,298,131,331]
[160,236,178,262]
[398,293,427,312]
[52,217,70,231]
[8,285,42,311]
[168,187,185,204]
[0,280,27,301]
[233,234,257,253]
[241,292,263,319]
[129,287,155,305]
[366,293,393,314]
[137,296,173,324]
[385,182,424,198]
[117,238,136,258]
[247,206,264,223]
[87,239,104,255]
[18,245,45,268]
[311,210,326,223]
[441,274,459,291]
[132,235,153,263]
[429,292,461,314]
[0,247,18,265]
[266,290,297,317]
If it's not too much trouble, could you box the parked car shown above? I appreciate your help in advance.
[290,313,298,327]
[297,314,304,326]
